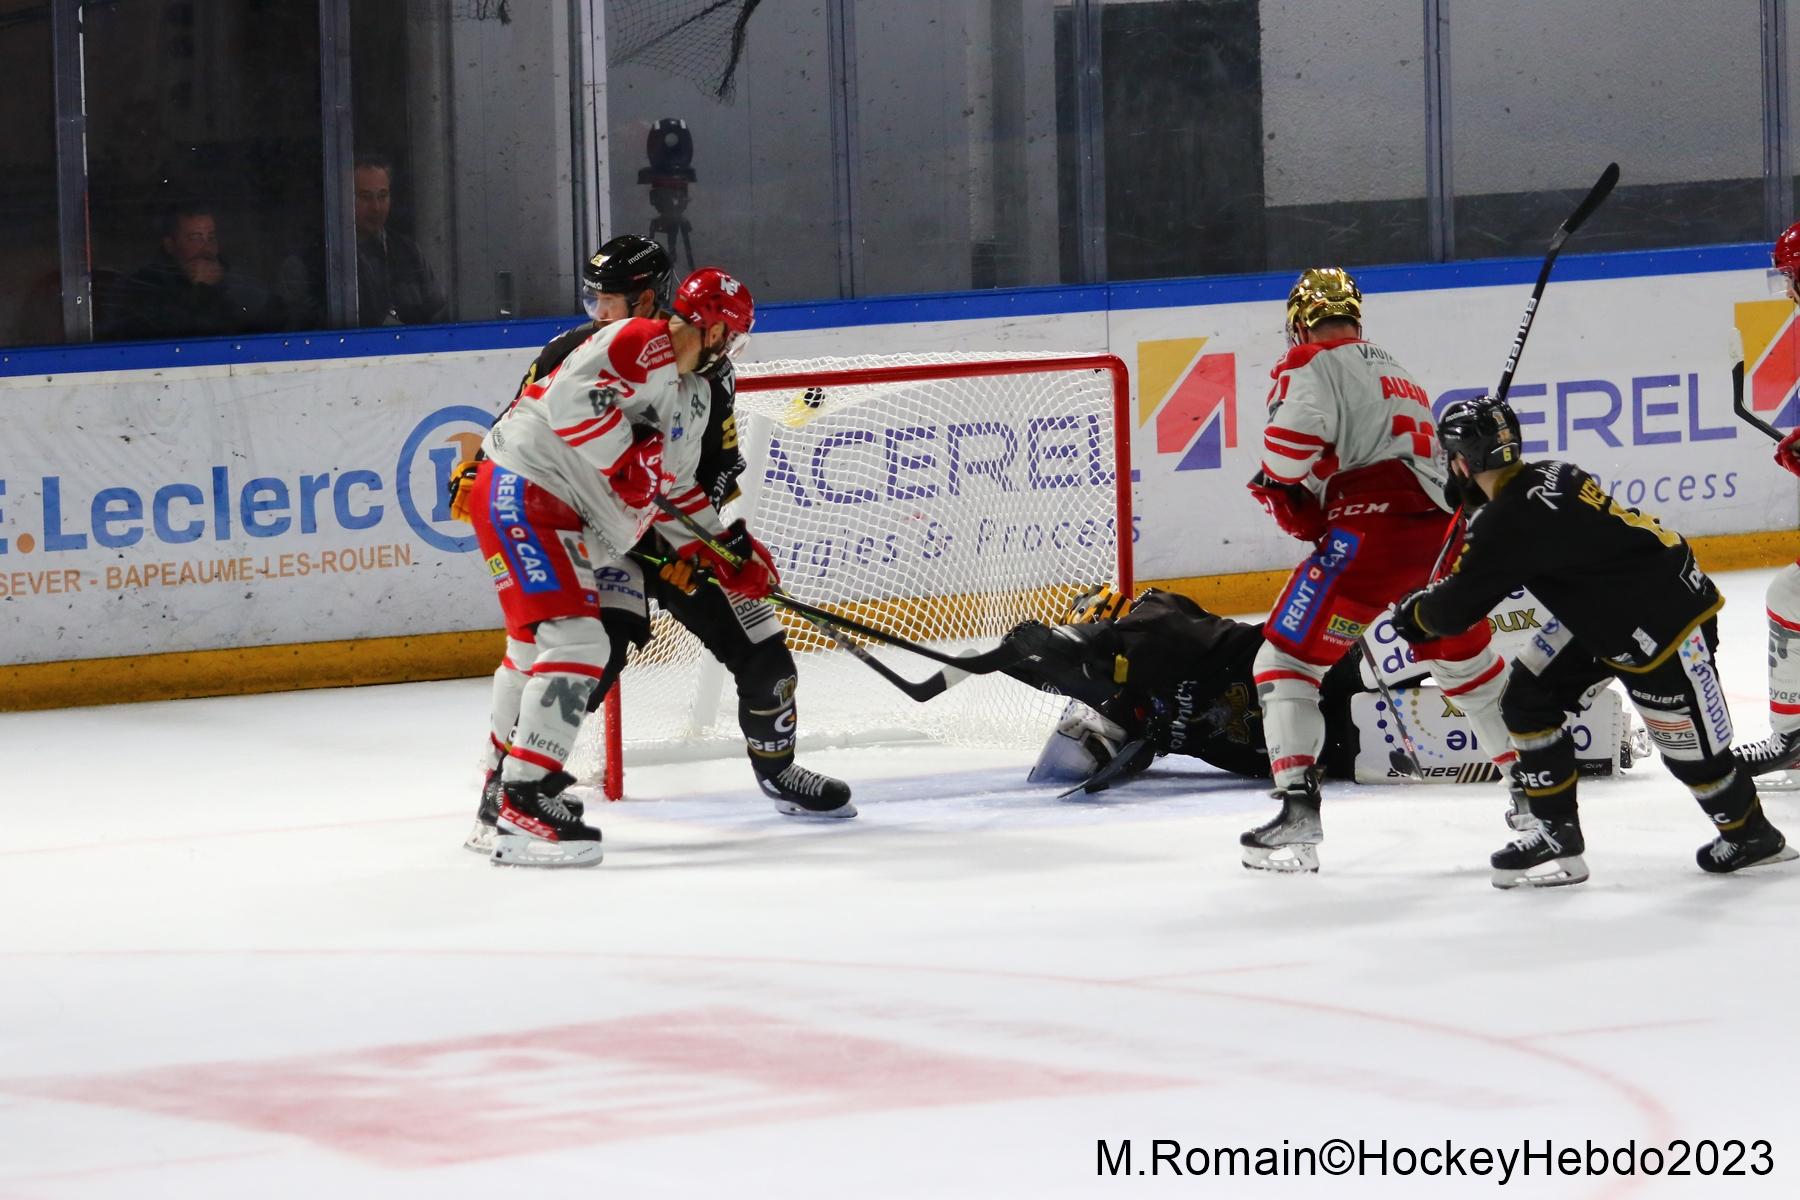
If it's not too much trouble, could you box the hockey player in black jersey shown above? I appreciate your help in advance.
[1001,587,1368,785]
[456,236,850,851]
[1391,395,1794,887]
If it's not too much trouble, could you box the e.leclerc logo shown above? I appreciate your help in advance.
[0,405,489,559]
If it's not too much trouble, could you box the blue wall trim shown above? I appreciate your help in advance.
[1,242,1769,380]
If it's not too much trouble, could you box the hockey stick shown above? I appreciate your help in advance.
[1729,343,1782,441]
[644,494,1028,675]
[626,548,966,703]
[1495,162,1619,404]
[1376,166,1621,775]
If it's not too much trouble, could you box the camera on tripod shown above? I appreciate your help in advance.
[639,117,698,272]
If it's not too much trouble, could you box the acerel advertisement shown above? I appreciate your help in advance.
[4,263,1799,668]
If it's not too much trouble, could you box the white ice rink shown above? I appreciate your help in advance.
[4,570,1799,1199]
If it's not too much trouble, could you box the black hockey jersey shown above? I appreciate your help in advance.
[1010,590,1364,779]
[1413,460,1721,670]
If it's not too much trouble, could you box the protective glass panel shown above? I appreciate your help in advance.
[0,0,57,348]
[850,0,1063,293]
[604,0,841,303]
[330,3,578,329]
[85,1,321,342]
[1077,0,1427,281]
[1449,0,1762,258]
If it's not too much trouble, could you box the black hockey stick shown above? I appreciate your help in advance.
[626,547,966,703]
[645,494,1027,678]
[1729,349,1783,441]
[1495,162,1619,404]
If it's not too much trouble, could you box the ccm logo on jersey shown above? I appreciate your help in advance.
[1328,501,1389,519]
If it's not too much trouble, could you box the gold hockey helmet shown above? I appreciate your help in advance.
[1285,267,1363,336]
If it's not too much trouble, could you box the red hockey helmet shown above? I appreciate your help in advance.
[1775,221,1800,303]
[673,267,754,366]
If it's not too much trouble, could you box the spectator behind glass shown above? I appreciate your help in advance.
[102,203,287,340]
[354,153,448,325]
[282,153,448,328]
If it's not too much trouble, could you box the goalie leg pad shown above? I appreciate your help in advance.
[1766,563,1800,737]
[502,616,609,783]
[1028,700,1127,785]
[1252,642,1327,790]
[1428,648,1516,771]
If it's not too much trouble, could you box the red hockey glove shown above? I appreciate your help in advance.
[682,519,780,599]
[603,430,667,509]
[1776,429,1800,479]
[1247,470,1326,542]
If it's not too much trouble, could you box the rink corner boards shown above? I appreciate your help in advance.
[4,528,1800,713]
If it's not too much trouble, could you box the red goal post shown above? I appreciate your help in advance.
[579,351,1134,800]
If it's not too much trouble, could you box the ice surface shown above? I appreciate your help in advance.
[2,571,1797,1198]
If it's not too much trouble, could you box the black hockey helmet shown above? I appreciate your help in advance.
[1438,394,1523,473]
[581,234,674,317]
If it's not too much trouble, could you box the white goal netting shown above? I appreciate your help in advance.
[566,351,1132,796]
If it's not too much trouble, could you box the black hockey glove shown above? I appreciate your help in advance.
[1388,589,1433,645]
[1442,469,1486,511]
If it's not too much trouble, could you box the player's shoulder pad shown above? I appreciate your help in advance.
[534,321,601,378]
[1270,338,1366,377]
[601,317,677,383]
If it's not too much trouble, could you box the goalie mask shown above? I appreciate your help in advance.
[1285,267,1362,345]
[581,234,673,320]
[1065,583,1131,624]
[1438,395,1523,475]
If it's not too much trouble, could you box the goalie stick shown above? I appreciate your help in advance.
[644,495,1030,683]
[626,547,979,703]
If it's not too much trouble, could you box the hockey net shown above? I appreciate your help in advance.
[565,351,1133,798]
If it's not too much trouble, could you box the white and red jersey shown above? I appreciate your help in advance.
[1259,337,1450,512]
[481,316,726,557]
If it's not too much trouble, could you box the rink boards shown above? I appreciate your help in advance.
[1,244,1798,703]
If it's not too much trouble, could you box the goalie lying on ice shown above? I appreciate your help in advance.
[1008,587,1635,792]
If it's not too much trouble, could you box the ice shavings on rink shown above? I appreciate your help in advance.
[2,570,1798,1198]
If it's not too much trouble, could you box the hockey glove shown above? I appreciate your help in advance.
[657,555,702,596]
[1777,429,1800,478]
[1247,470,1326,543]
[447,458,481,523]
[682,519,780,600]
[1388,589,1433,644]
[603,430,668,510]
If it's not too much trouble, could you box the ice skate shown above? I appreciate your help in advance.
[463,765,504,854]
[1697,811,1799,874]
[759,762,856,818]
[466,760,583,853]
[1491,814,1587,889]
[1732,729,1800,777]
[492,772,603,867]
[1240,774,1322,873]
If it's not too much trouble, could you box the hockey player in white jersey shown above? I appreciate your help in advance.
[1735,220,1800,775]
[466,267,765,865]
[459,244,851,857]
[1239,267,1516,872]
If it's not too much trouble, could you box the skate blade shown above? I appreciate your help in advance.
[772,798,858,819]
[490,832,604,868]
[1755,770,1800,792]
[462,821,497,855]
[1492,854,1588,889]
[1241,844,1319,873]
